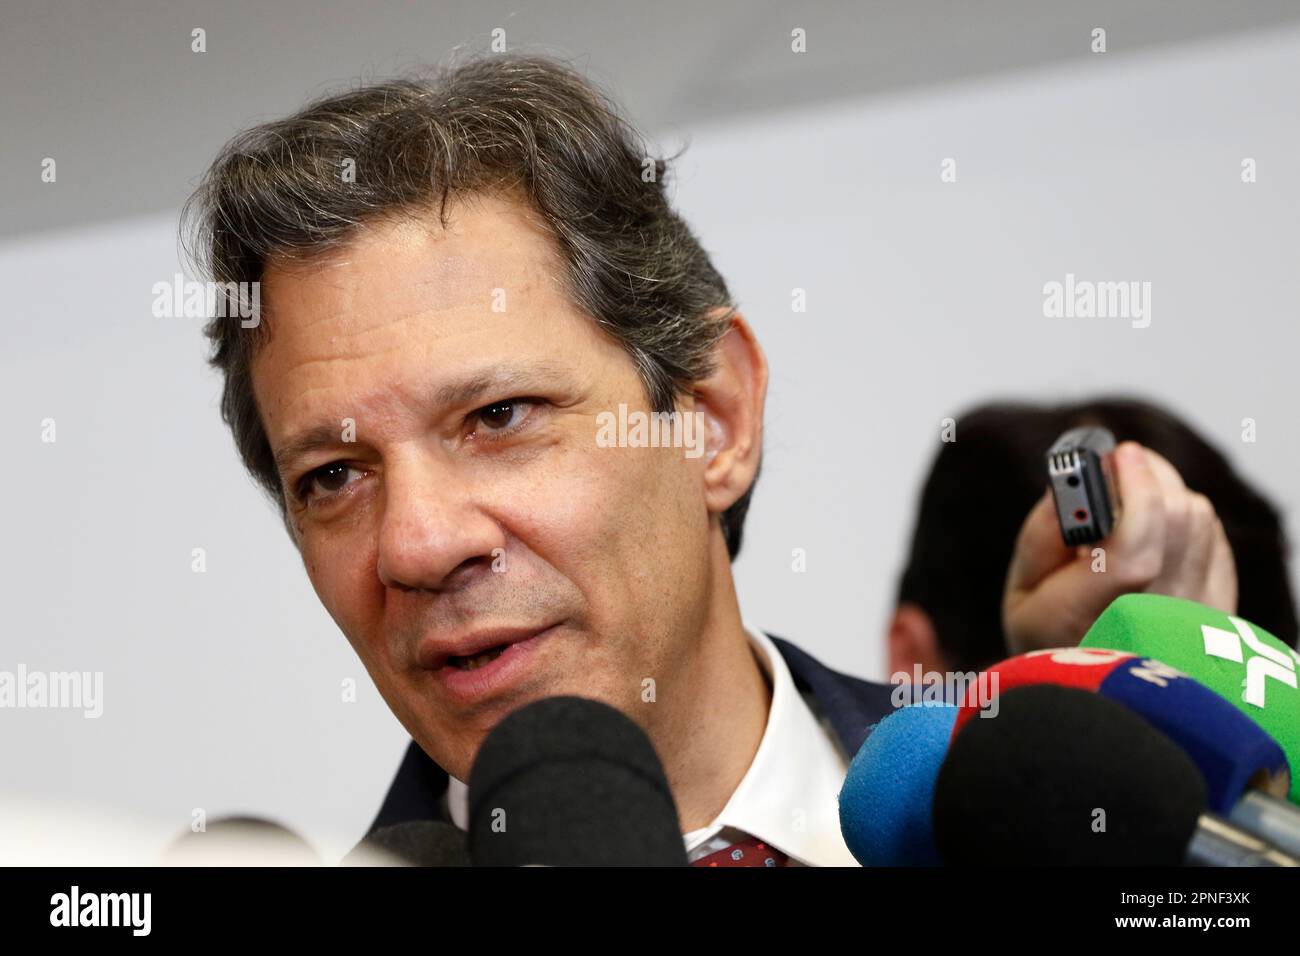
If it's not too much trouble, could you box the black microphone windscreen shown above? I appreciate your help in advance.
[468,696,686,866]
[933,684,1206,865]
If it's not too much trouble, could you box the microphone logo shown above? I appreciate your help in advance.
[1201,616,1300,708]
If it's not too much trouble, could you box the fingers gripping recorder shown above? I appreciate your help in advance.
[1046,426,1121,546]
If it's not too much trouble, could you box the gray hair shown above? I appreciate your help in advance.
[182,52,757,558]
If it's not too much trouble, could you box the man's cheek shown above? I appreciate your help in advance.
[509,451,626,537]
[304,541,378,643]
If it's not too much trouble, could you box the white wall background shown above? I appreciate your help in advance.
[3,24,1298,858]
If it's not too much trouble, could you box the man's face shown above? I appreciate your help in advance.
[251,192,716,780]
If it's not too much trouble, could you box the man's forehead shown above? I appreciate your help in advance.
[252,197,576,380]
[260,201,564,323]
[247,197,616,448]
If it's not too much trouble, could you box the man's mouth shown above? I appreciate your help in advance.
[418,624,560,673]
[419,625,562,704]
[447,645,509,671]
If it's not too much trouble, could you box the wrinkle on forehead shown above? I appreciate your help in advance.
[254,191,571,350]
[260,226,569,365]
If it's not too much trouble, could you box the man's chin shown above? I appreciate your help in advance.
[413,679,627,781]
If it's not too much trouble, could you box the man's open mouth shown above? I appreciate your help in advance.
[447,645,509,671]
[419,624,560,677]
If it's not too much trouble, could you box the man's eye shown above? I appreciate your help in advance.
[297,462,361,502]
[470,398,536,437]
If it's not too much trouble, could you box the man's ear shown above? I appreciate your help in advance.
[887,603,947,677]
[691,310,768,517]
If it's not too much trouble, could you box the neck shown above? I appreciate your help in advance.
[649,533,772,833]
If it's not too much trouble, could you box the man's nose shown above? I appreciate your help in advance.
[375,454,505,593]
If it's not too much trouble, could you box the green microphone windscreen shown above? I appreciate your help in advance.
[1081,593,1300,803]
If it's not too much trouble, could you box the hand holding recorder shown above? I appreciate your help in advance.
[1002,435,1238,654]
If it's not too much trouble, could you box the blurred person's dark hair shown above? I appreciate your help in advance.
[892,397,1299,673]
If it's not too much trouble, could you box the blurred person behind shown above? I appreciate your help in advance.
[888,396,1299,678]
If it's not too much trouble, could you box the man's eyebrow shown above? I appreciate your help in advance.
[273,423,353,479]
[272,360,570,477]
[431,359,569,409]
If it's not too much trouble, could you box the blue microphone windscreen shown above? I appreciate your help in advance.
[1097,660,1290,815]
[839,704,955,866]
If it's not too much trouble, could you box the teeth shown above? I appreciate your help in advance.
[454,646,506,671]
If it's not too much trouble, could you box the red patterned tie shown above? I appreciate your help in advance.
[691,834,789,867]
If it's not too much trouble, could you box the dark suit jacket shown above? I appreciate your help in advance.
[366,633,896,836]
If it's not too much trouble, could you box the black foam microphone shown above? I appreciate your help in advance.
[467,696,687,866]
[343,821,470,867]
[932,684,1298,866]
